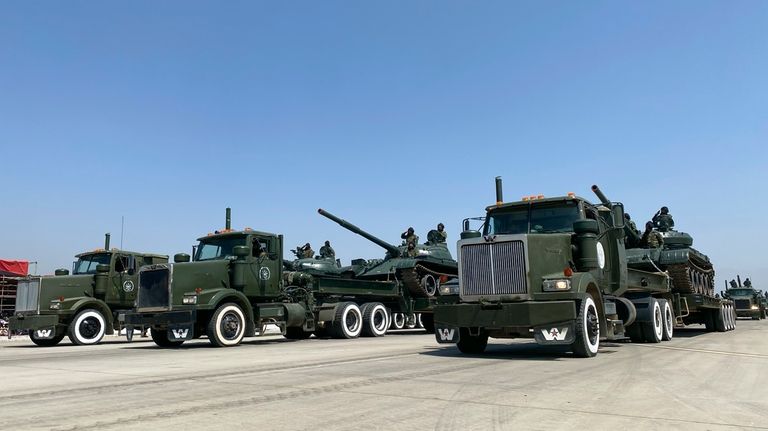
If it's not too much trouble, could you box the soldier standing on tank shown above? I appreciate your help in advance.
[401,227,419,246]
[744,278,752,288]
[641,221,664,248]
[624,213,639,235]
[300,242,314,258]
[652,206,675,232]
[319,240,335,259]
[406,241,418,257]
[436,223,447,243]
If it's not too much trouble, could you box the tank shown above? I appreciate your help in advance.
[318,209,458,297]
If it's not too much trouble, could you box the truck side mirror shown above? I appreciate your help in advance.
[233,246,250,258]
[96,264,110,273]
[174,253,191,263]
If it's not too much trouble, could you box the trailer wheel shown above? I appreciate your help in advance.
[715,305,727,332]
[456,328,488,354]
[330,302,362,339]
[642,298,663,343]
[391,313,405,330]
[29,329,65,347]
[67,309,106,345]
[420,313,435,334]
[416,313,424,329]
[361,303,389,337]
[625,323,644,343]
[659,299,674,341]
[704,309,716,332]
[284,327,313,340]
[728,305,736,330]
[572,294,600,357]
[150,328,185,347]
[207,303,246,347]
[406,314,417,329]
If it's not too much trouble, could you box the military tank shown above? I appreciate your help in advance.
[625,225,715,296]
[318,209,458,297]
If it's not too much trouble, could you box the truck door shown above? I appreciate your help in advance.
[111,254,138,305]
[248,235,281,298]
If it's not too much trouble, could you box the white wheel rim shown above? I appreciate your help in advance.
[74,310,106,345]
[341,304,362,337]
[216,305,245,346]
[663,301,674,339]
[652,301,663,340]
[369,304,389,336]
[583,296,599,354]
[393,313,405,329]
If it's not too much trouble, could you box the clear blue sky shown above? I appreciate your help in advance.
[1,2,766,291]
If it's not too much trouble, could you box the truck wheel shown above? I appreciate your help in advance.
[571,294,600,357]
[457,328,488,354]
[420,313,435,334]
[30,330,65,347]
[67,309,106,345]
[659,299,674,341]
[642,298,663,343]
[207,303,246,347]
[406,314,417,329]
[416,313,424,329]
[150,328,185,347]
[284,327,313,340]
[392,313,405,330]
[715,305,727,332]
[361,303,389,337]
[330,302,362,339]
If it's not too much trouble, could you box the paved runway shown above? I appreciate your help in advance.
[2,321,767,430]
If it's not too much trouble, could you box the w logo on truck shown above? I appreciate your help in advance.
[170,328,189,339]
[434,326,459,343]
[35,329,53,339]
[541,327,568,341]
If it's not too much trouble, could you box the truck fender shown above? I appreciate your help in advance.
[207,290,256,335]
[569,273,605,337]
[68,298,115,334]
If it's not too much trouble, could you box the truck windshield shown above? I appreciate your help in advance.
[486,202,580,235]
[73,253,112,274]
[195,237,246,261]
[728,289,754,296]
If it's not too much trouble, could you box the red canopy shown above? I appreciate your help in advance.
[0,260,28,277]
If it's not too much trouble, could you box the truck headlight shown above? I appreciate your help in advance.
[182,295,198,305]
[439,283,460,295]
[751,305,759,310]
[49,300,61,310]
[543,279,571,292]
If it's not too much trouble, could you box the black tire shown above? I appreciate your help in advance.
[642,298,663,343]
[625,323,644,343]
[456,327,488,354]
[660,299,674,341]
[361,302,389,337]
[150,328,185,347]
[29,330,65,347]
[572,294,600,357]
[207,303,246,347]
[284,327,313,340]
[420,313,435,334]
[330,302,362,339]
[715,305,727,332]
[67,309,107,345]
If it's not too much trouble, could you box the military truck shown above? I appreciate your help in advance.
[119,209,447,347]
[724,276,766,320]
[9,234,168,346]
[433,178,732,358]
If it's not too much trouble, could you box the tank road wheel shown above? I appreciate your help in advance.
[361,303,389,337]
[421,274,439,297]
[659,299,674,341]
[30,329,66,347]
[572,294,600,358]
[715,305,727,332]
[391,313,406,330]
[456,328,488,354]
[642,298,663,343]
[420,313,435,334]
[207,303,246,347]
[330,302,363,339]
[151,328,185,348]
[67,309,106,345]
[284,327,313,340]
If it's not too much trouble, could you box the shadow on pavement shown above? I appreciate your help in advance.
[420,340,621,361]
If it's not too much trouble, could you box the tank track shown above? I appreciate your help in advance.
[667,262,715,297]
[399,265,457,298]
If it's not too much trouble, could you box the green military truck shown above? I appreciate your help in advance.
[120,209,451,347]
[433,179,732,358]
[724,276,766,320]
[9,234,168,346]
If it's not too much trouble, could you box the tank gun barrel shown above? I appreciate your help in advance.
[591,185,611,205]
[318,209,401,257]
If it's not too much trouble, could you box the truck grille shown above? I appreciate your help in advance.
[734,299,751,310]
[137,266,171,311]
[460,241,527,297]
[15,278,40,313]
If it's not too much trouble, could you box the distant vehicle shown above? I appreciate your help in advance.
[723,276,766,320]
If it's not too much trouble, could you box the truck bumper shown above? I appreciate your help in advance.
[119,310,195,327]
[8,313,61,331]
[434,301,577,328]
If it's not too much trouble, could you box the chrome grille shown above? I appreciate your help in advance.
[137,267,171,311]
[15,278,40,312]
[460,241,527,297]
[734,299,751,310]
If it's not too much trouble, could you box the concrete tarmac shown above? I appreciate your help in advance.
[1,321,767,431]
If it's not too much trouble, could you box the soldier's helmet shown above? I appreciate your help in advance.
[661,206,669,214]
[407,227,414,234]
[438,223,444,230]
[324,240,330,246]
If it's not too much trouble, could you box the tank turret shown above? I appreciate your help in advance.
[318,208,457,298]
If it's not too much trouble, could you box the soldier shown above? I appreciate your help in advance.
[426,223,448,245]
[624,213,638,235]
[640,221,664,248]
[319,240,335,259]
[730,279,738,289]
[744,278,752,288]
[436,223,447,243]
[300,242,314,259]
[401,227,419,246]
[406,241,418,257]
[652,206,675,232]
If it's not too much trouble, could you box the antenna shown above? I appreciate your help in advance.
[121,216,125,249]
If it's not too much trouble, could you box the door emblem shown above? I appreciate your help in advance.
[123,280,135,292]
[259,267,271,280]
